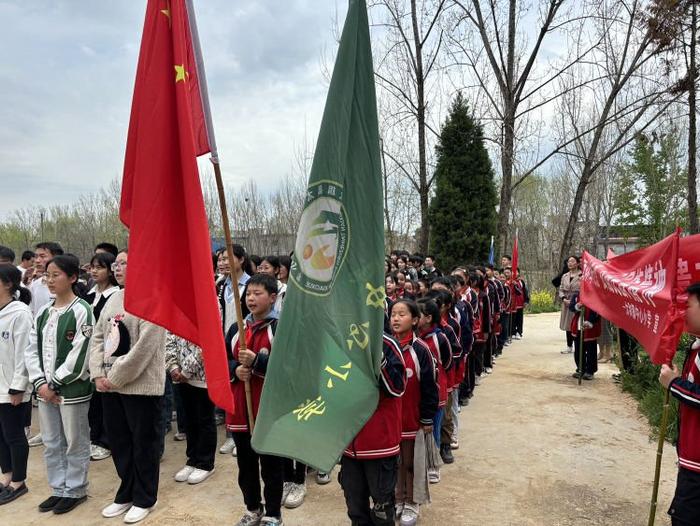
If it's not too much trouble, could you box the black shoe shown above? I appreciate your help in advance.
[582,373,594,381]
[440,444,454,464]
[39,495,62,512]
[572,371,581,379]
[0,484,28,505]
[459,398,469,407]
[53,496,87,514]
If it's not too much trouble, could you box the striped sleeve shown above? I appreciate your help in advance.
[53,301,93,386]
[380,334,406,398]
[669,377,700,410]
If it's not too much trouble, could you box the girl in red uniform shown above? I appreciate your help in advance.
[390,299,438,526]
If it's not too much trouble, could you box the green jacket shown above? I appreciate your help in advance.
[25,297,94,404]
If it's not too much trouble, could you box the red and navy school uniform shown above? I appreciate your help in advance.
[472,289,491,377]
[344,334,407,460]
[441,313,462,394]
[340,334,407,525]
[395,333,438,441]
[419,325,452,409]
[513,278,528,337]
[569,296,600,376]
[225,312,284,519]
[457,290,476,400]
[225,313,278,433]
[667,340,700,522]
[453,298,473,391]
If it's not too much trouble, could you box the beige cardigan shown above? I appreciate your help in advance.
[88,290,165,396]
[559,270,582,332]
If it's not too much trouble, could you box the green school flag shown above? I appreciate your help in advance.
[251,0,385,472]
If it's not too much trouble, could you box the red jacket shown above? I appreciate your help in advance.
[569,305,601,342]
[669,340,700,473]
[420,325,451,407]
[344,334,406,460]
[395,333,438,440]
[224,313,277,433]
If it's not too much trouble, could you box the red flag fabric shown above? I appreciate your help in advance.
[580,231,681,365]
[120,0,233,413]
[512,231,519,278]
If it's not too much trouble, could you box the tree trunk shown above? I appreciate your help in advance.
[689,1,698,233]
[496,0,517,257]
[380,138,395,251]
[411,0,430,253]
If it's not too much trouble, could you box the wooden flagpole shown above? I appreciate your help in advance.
[648,383,671,526]
[186,0,255,432]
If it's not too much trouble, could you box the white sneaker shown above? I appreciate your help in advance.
[283,482,306,509]
[450,440,459,450]
[316,471,331,485]
[260,518,284,525]
[91,444,111,461]
[27,434,43,447]
[485,367,493,374]
[235,509,264,526]
[187,467,214,484]
[102,501,132,518]
[174,465,195,482]
[400,503,419,525]
[428,468,440,484]
[561,346,573,354]
[173,432,186,441]
[123,502,156,524]
[281,481,293,505]
[219,437,235,454]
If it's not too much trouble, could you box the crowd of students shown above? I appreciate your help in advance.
[0,242,530,525]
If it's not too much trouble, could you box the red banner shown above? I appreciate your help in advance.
[580,231,681,364]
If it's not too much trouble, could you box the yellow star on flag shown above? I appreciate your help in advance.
[174,64,188,83]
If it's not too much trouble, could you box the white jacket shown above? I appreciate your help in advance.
[0,300,33,403]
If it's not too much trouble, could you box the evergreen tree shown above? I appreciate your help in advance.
[614,130,687,245]
[428,93,497,269]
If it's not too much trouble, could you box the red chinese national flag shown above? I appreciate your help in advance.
[580,231,682,365]
[120,0,233,413]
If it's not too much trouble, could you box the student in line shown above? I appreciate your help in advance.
[25,255,94,515]
[0,265,33,505]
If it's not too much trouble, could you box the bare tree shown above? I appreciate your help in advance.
[371,0,448,252]
[556,0,682,262]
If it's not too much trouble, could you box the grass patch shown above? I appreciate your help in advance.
[526,289,560,314]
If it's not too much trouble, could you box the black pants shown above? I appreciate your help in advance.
[485,333,494,367]
[462,351,476,398]
[102,392,164,508]
[283,458,306,484]
[177,383,216,471]
[497,313,510,349]
[232,432,283,519]
[340,455,397,526]
[566,330,574,348]
[23,401,31,428]
[88,391,109,449]
[473,341,486,377]
[514,309,524,336]
[0,402,30,482]
[669,467,700,525]
[573,339,598,375]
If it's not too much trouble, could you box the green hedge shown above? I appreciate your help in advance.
[619,334,692,443]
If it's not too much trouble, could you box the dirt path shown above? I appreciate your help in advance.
[7,312,677,525]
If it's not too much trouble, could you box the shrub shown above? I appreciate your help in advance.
[619,333,692,443]
[526,289,559,314]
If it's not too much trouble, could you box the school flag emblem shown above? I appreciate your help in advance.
[252,0,385,472]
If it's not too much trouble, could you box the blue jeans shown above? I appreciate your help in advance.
[38,400,90,498]
[432,408,444,445]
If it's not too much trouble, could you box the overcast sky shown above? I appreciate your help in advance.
[0,0,346,217]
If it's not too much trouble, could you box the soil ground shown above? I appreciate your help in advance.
[5,312,677,525]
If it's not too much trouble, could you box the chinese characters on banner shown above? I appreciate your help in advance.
[580,231,681,365]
